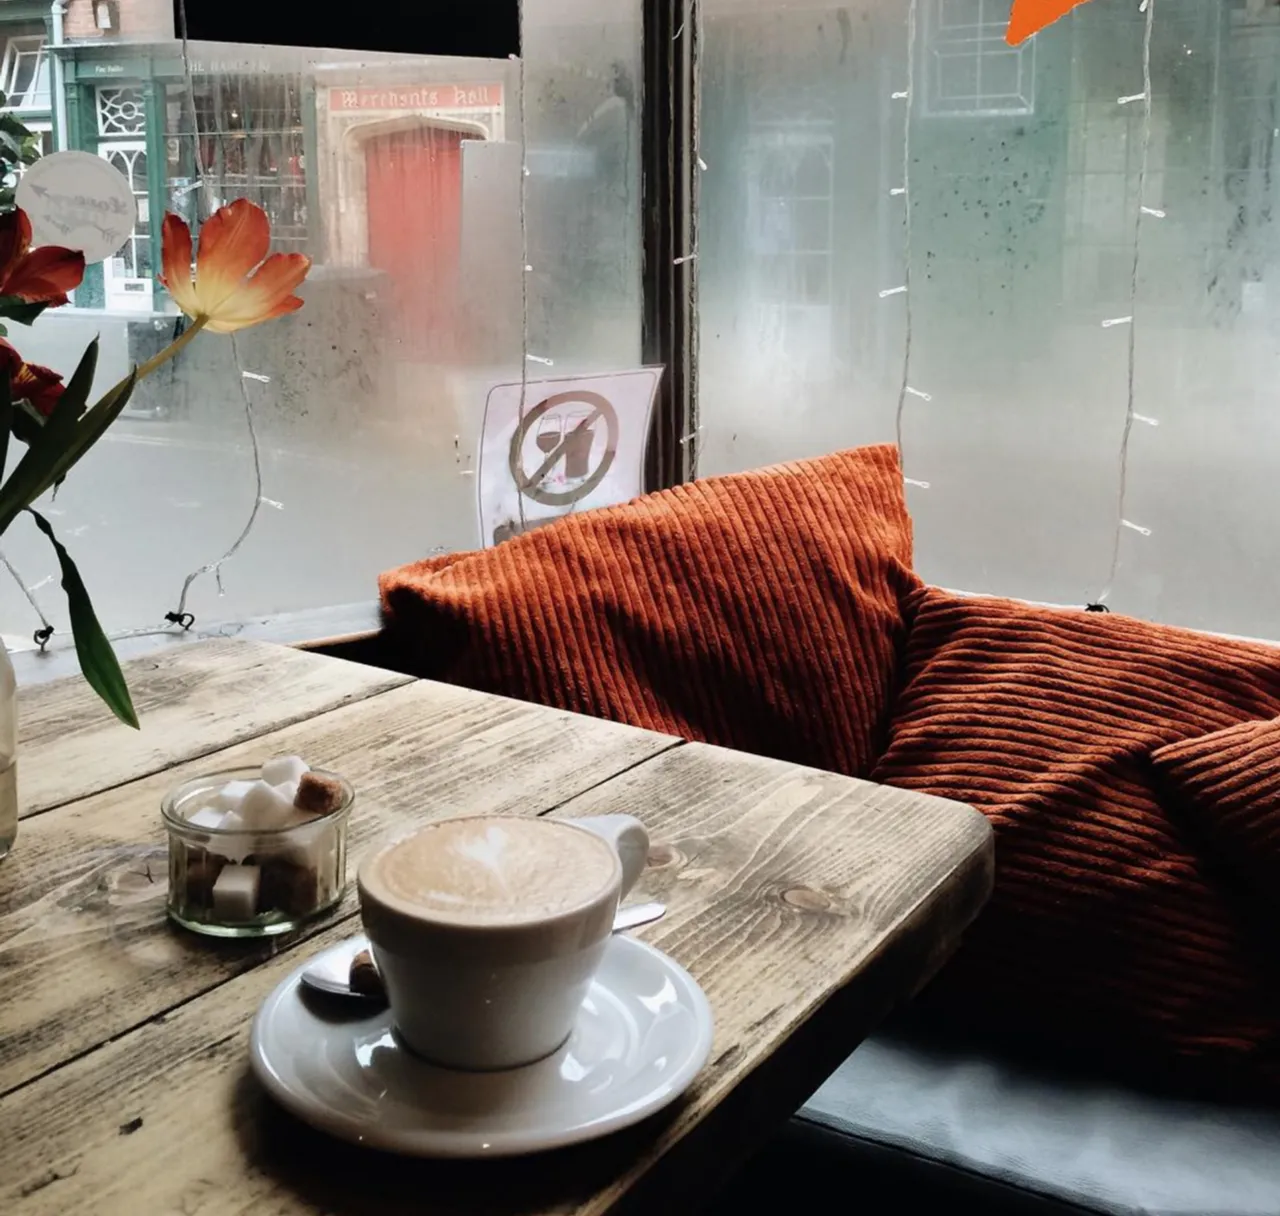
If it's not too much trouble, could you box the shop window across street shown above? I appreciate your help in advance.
[0,34,48,111]
[924,0,1036,117]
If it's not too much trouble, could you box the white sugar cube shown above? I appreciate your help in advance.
[262,755,309,794]
[282,808,329,854]
[209,779,254,814]
[185,806,226,831]
[208,810,254,863]
[238,780,296,831]
[211,864,260,921]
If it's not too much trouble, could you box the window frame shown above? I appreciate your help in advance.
[0,34,49,112]
[641,0,698,492]
[923,0,1037,119]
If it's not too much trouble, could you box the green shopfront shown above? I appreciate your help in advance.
[60,44,317,313]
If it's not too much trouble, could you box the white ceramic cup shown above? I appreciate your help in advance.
[357,813,649,1071]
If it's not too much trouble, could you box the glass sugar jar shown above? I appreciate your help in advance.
[162,766,353,937]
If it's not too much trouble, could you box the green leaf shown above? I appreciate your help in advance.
[11,398,42,447]
[24,365,137,507]
[27,508,137,728]
[0,364,10,483]
[0,339,97,531]
[0,113,32,140]
[0,297,49,325]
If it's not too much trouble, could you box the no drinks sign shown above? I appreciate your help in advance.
[478,368,662,547]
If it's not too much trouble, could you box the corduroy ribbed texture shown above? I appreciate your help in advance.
[873,587,1280,1096]
[1152,716,1280,909]
[380,445,920,778]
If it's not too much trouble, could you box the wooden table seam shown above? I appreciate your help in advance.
[16,678,414,826]
[531,737,687,820]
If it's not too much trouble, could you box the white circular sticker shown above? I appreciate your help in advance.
[16,150,137,265]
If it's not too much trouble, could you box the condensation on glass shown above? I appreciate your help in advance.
[0,43,516,639]
[521,0,643,372]
[1107,0,1280,638]
[698,0,1280,640]
[0,8,640,646]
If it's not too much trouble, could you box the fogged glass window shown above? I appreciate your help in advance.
[698,0,1280,641]
[744,128,835,368]
[0,24,641,645]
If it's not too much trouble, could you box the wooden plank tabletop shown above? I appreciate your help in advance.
[16,637,412,818]
[0,639,993,1215]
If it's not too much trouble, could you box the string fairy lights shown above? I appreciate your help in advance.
[1098,0,1157,605]
[891,0,924,487]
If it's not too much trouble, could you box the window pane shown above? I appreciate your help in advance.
[980,50,1021,100]
[521,0,642,371]
[698,0,1280,639]
[939,0,984,31]
[0,20,641,641]
[0,43,534,637]
[936,52,980,105]
[1,36,48,109]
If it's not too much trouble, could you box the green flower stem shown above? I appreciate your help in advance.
[134,313,209,382]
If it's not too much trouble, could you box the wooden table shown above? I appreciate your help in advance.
[0,639,992,1215]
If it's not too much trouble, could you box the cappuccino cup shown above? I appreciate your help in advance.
[357,813,649,1070]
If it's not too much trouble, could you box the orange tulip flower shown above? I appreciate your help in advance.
[0,337,64,416]
[0,208,85,305]
[158,199,311,335]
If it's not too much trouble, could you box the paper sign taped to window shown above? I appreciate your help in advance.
[17,151,136,265]
[478,367,662,547]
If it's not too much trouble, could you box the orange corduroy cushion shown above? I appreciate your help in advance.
[1152,716,1280,906]
[380,445,920,777]
[872,587,1280,1095]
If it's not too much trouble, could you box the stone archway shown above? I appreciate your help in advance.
[321,110,494,271]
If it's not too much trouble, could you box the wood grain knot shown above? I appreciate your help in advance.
[104,846,169,908]
[782,886,832,912]
[646,843,682,869]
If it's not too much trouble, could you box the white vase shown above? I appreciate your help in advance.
[0,646,16,859]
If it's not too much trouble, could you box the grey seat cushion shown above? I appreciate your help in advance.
[792,1028,1280,1216]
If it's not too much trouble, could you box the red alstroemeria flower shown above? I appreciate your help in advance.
[0,208,86,305]
[0,337,64,417]
[159,199,311,334]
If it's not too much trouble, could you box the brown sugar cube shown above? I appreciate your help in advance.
[181,846,225,910]
[253,854,320,917]
[349,949,384,998]
[293,772,346,816]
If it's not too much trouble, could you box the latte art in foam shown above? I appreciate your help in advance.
[363,816,619,926]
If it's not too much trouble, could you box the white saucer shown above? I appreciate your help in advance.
[250,933,714,1157]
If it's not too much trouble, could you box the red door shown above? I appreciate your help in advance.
[364,125,464,359]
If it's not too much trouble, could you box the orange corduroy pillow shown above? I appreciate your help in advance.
[1151,715,1280,908]
[380,445,920,778]
[872,586,1280,1097]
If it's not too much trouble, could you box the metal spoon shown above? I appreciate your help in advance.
[300,901,667,1002]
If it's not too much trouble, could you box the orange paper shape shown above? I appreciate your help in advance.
[1006,0,1096,46]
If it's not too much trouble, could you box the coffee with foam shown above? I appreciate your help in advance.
[362,816,619,927]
